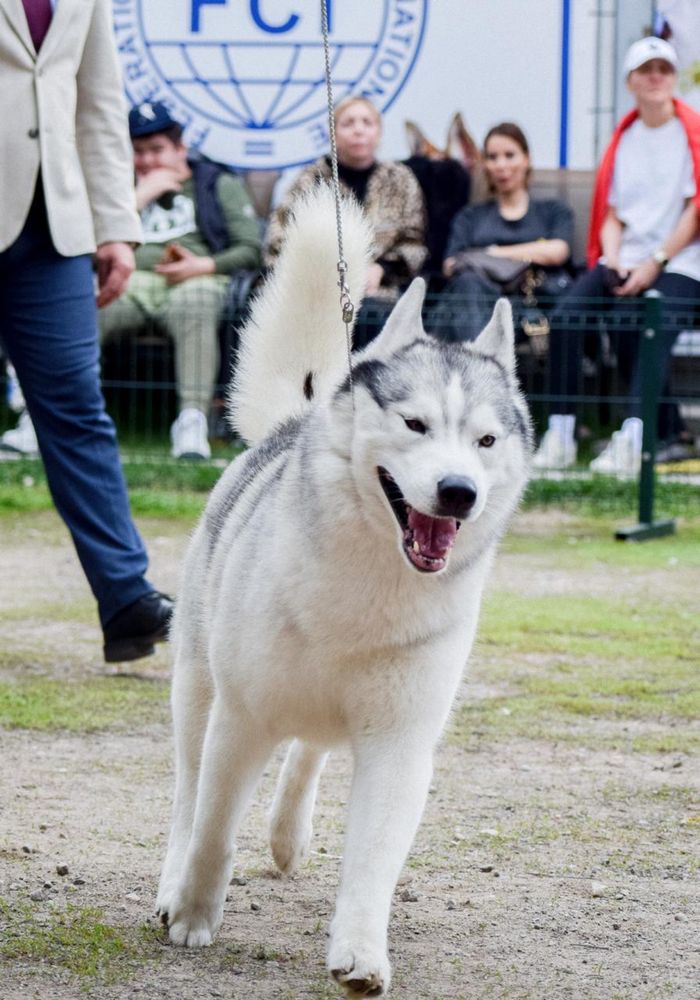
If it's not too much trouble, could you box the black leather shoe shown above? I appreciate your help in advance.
[103,591,174,663]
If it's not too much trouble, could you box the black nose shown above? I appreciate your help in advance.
[437,476,477,519]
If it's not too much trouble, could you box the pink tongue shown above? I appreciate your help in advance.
[407,509,458,557]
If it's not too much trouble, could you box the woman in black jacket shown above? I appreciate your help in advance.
[431,122,574,343]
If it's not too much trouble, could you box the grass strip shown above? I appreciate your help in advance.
[452,586,699,754]
[0,676,169,732]
[1,455,699,518]
[0,898,163,987]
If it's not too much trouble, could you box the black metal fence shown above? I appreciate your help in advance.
[1,290,698,523]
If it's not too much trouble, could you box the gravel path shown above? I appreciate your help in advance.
[1,511,697,999]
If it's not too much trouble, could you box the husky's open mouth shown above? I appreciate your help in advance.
[378,467,460,573]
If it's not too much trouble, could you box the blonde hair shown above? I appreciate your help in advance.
[333,96,382,128]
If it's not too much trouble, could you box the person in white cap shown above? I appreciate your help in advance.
[534,36,700,475]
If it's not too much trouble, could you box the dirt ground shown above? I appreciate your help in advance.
[0,511,697,1000]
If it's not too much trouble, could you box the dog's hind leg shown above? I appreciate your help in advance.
[167,696,274,947]
[269,739,328,874]
[156,646,213,922]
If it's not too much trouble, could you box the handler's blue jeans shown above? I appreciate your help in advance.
[0,186,152,627]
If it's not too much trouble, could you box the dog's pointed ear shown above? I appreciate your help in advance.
[472,298,516,376]
[356,277,429,360]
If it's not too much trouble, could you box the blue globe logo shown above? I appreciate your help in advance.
[114,0,428,169]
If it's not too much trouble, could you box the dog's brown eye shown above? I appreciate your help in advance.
[479,434,496,448]
[404,418,427,435]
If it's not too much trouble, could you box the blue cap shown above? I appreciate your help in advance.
[129,101,181,139]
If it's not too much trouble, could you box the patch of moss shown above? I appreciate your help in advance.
[0,899,162,986]
[454,572,699,753]
[0,676,169,732]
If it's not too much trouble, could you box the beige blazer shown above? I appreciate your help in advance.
[0,0,141,255]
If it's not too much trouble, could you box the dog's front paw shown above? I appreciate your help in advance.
[169,916,216,948]
[328,939,391,997]
[155,877,178,926]
[166,885,224,948]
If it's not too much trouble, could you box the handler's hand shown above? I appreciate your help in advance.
[95,242,135,308]
[614,258,660,297]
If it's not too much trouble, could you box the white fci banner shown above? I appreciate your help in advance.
[112,1,629,174]
[658,0,700,111]
[112,0,428,170]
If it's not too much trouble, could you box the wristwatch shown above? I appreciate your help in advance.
[652,248,669,269]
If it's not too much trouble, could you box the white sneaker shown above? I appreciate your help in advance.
[589,430,641,477]
[0,409,39,455]
[6,364,25,413]
[170,407,211,460]
[532,428,577,469]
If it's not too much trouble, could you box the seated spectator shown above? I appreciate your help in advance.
[123,102,261,458]
[2,101,262,461]
[265,96,427,350]
[429,122,573,343]
[535,37,700,474]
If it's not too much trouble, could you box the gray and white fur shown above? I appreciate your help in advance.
[157,185,533,998]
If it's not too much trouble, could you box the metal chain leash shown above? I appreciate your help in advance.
[320,0,355,397]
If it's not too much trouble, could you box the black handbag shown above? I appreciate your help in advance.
[451,249,531,293]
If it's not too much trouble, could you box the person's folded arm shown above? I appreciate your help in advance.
[616,199,699,296]
[376,168,428,280]
[599,206,624,273]
[657,198,700,261]
[487,238,570,266]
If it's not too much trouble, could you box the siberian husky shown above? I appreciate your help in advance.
[156,187,532,997]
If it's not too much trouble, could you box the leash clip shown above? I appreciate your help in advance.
[341,297,355,326]
[337,259,355,326]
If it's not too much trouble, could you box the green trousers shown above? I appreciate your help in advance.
[99,271,229,414]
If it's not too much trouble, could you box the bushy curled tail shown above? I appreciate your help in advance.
[229,185,373,446]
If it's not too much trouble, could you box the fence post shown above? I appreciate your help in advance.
[615,290,675,541]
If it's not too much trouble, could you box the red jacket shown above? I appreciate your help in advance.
[586,98,700,268]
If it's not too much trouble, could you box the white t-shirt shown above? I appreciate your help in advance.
[140,193,197,244]
[609,116,700,281]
